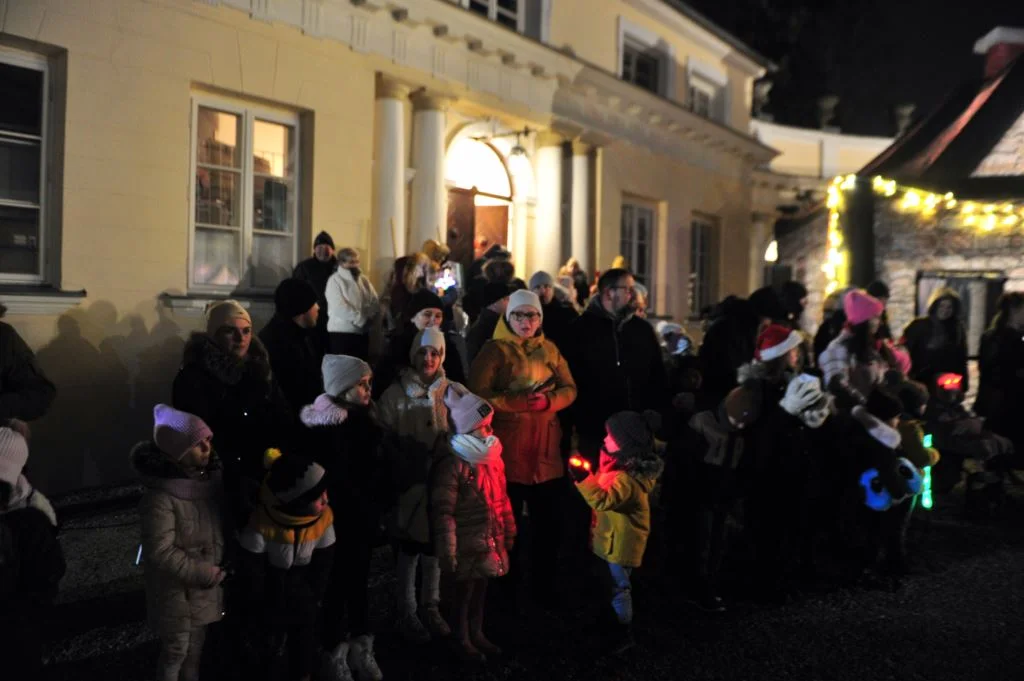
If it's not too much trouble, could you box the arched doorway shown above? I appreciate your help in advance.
[444,136,514,275]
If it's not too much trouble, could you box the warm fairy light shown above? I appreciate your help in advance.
[868,176,1024,231]
[982,214,997,231]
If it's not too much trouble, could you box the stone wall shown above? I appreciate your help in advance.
[777,212,829,333]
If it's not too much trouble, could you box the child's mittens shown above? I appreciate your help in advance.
[28,489,57,527]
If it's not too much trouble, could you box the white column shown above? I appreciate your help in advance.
[569,141,591,272]
[531,132,563,276]
[749,215,769,293]
[410,91,450,251]
[372,79,409,285]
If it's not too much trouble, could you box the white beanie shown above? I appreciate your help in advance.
[506,290,543,320]
[410,327,446,364]
[322,354,372,398]
[0,427,28,486]
[205,300,251,335]
[529,271,554,289]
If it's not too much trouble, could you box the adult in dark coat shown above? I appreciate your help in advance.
[975,292,1024,463]
[697,296,761,412]
[562,269,668,464]
[465,281,512,363]
[901,286,969,391]
[172,301,293,527]
[530,271,579,351]
[373,289,468,399]
[0,309,56,423]
[258,279,323,417]
[292,231,338,355]
[464,249,514,324]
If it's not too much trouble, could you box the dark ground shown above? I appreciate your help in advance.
[44,481,1024,681]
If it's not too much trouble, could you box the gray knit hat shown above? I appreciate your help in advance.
[0,427,28,486]
[529,271,554,289]
[322,354,371,398]
[410,327,446,364]
[606,410,661,456]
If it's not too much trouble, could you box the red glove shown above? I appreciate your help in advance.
[527,393,550,412]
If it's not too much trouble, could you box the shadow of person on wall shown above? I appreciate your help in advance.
[33,312,105,494]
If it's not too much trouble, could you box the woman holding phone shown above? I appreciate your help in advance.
[468,290,577,608]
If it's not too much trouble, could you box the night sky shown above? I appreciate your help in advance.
[681,0,1024,137]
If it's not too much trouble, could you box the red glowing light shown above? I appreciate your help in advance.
[936,373,963,391]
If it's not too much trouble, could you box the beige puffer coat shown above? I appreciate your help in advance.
[133,441,225,636]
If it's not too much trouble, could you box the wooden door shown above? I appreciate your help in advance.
[475,205,509,258]
[447,188,476,273]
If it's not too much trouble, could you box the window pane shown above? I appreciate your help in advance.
[637,242,648,281]
[498,0,517,10]
[195,169,242,227]
[469,0,488,16]
[0,205,40,275]
[196,108,241,168]
[0,136,41,203]
[254,176,294,233]
[193,227,241,287]
[251,233,294,289]
[637,208,651,243]
[253,120,295,178]
[0,63,44,136]
[496,13,517,29]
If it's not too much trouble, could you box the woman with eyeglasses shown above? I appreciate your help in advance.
[468,290,577,608]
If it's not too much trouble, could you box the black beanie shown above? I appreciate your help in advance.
[606,410,661,455]
[275,278,319,318]
[406,288,444,318]
[265,453,328,510]
[866,388,903,423]
[482,281,511,307]
[314,231,335,249]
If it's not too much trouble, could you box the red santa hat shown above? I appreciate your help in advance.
[756,323,803,362]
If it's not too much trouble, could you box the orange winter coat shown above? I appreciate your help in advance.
[468,319,577,485]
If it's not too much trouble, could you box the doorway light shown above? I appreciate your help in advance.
[764,239,778,263]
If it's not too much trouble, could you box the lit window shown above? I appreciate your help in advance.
[459,0,521,31]
[689,217,716,317]
[622,42,663,95]
[190,99,299,292]
[620,202,656,307]
[0,49,49,281]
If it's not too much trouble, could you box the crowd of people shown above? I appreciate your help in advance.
[2,233,1023,681]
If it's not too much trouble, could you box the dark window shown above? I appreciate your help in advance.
[622,43,662,94]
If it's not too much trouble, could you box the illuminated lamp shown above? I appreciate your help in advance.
[936,373,963,391]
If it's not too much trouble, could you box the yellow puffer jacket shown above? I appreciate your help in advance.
[897,419,940,469]
[468,318,577,485]
[575,450,663,568]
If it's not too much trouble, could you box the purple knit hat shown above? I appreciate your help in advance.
[153,404,213,461]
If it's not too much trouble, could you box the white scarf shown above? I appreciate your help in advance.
[450,434,503,466]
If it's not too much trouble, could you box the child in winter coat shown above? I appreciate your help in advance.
[675,383,761,613]
[300,354,388,681]
[432,387,516,662]
[237,449,336,681]
[569,410,664,646]
[135,405,224,681]
[378,328,458,643]
[0,423,64,676]
[893,379,941,471]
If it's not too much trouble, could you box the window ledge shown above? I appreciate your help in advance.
[160,293,275,318]
[0,286,87,316]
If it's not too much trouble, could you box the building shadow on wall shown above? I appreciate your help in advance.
[32,301,184,495]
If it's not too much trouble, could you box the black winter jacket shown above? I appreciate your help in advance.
[258,315,323,418]
[172,333,294,522]
[541,300,579,352]
[0,322,55,422]
[293,255,337,350]
[563,300,667,451]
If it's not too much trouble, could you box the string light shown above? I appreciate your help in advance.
[866,175,1024,232]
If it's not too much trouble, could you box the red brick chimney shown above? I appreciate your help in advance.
[974,27,1024,79]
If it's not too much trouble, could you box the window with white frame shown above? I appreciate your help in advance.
[0,49,48,281]
[622,42,663,95]
[688,81,715,119]
[190,98,299,292]
[456,0,522,31]
[689,216,716,317]
[686,61,727,123]
[620,201,656,306]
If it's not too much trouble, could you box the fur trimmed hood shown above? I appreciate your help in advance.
[851,405,902,449]
[612,446,664,483]
[300,393,350,427]
[181,332,271,387]
[130,440,221,498]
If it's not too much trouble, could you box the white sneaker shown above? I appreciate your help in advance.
[321,641,355,681]
[419,606,451,638]
[348,634,384,681]
[396,611,431,644]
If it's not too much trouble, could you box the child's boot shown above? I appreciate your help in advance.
[320,641,354,681]
[348,634,384,681]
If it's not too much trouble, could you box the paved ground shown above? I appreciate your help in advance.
[42,481,1024,681]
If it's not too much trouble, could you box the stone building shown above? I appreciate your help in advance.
[778,26,1024,353]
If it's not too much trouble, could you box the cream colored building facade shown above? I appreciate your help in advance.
[0,0,776,492]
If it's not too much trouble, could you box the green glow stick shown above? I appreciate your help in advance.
[922,433,933,510]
